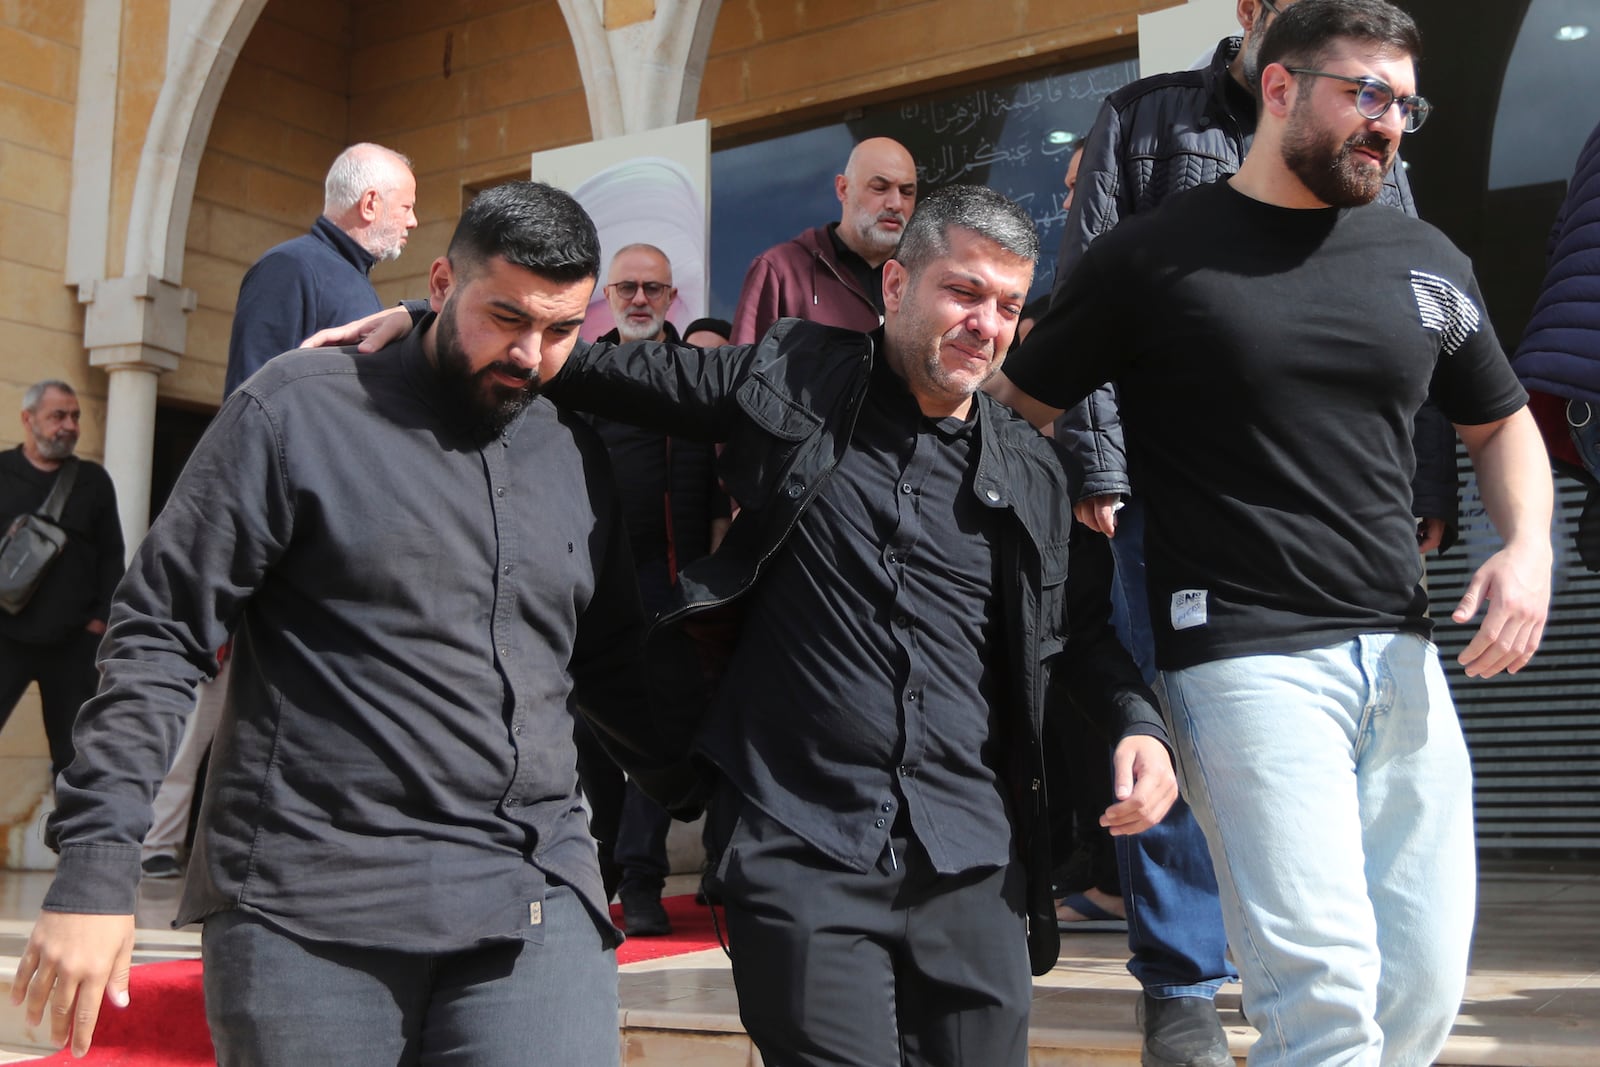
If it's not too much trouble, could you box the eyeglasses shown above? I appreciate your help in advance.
[606,280,672,301]
[1260,0,1283,13]
[1284,68,1432,132]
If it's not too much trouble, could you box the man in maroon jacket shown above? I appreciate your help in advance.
[730,137,917,344]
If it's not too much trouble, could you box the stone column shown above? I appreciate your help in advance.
[80,274,196,556]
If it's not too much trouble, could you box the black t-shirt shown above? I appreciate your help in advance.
[1008,179,1527,669]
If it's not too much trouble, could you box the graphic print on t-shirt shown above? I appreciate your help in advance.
[1410,270,1482,356]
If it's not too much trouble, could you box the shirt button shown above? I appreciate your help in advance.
[881,802,893,812]
[984,488,1002,503]
[906,690,917,703]
[503,564,513,575]
[499,646,509,658]
[506,797,521,808]
[894,614,910,628]
[898,765,913,778]
[496,486,506,497]
[900,482,913,494]
[875,818,886,828]
[786,482,804,499]
[512,723,523,735]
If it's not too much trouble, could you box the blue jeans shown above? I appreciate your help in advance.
[202,884,620,1066]
[1161,634,1476,1066]
[1106,497,1235,999]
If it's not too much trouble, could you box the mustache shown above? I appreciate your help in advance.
[478,361,534,384]
[876,211,907,225]
[1345,131,1393,158]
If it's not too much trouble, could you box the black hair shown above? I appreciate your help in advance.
[447,180,600,283]
[682,317,733,340]
[893,184,1039,276]
[1256,0,1422,74]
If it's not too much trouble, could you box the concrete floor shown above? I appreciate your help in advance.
[2,861,1598,1064]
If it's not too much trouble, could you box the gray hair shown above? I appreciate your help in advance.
[22,380,74,412]
[893,184,1040,277]
[323,143,413,216]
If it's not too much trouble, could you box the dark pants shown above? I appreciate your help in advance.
[0,629,100,780]
[202,885,619,1067]
[708,797,1031,1067]
[614,782,671,897]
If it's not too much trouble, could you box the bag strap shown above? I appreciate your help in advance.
[37,458,80,522]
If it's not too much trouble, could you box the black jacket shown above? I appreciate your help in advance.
[1049,38,1458,542]
[547,317,1168,974]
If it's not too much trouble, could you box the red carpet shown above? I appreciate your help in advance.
[25,958,213,1065]
[612,893,725,964]
[21,896,720,1063]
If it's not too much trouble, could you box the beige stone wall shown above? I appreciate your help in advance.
[701,0,1172,135]
[0,2,91,837]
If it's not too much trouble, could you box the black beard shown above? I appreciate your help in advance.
[1282,120,1392,208]
[433,304,537,443]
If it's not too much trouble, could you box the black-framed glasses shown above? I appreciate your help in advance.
[606,280,672,301]
[1260,0,1283,13]
[1284,68,1432,132]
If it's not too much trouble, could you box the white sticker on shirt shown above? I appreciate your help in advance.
[1171,589,1209,631]
[529,901,543,926]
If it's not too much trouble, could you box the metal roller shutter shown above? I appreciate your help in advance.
[1427,452,1600,855]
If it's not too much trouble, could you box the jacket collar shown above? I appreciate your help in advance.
[1202,36,1254,133]
[311,215,378,276]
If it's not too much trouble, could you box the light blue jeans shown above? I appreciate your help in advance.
[1160,633,1475,1067]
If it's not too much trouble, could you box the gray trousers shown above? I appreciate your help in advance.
[201,884,619,1066]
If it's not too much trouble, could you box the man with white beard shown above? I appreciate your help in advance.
[578,243,729,935]
[731,137,918,344]
[224,142,418,396]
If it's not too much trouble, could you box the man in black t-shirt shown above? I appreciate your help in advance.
[991,3,1553,1064]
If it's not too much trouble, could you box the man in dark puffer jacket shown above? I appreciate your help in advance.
[1513,114,1600,568]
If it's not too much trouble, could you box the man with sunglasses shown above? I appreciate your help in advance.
[1037,3,1456,1065]
[991,2,1552,1063]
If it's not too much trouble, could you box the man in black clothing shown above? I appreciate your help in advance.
[992,3,1552,1062]
[11,182,677,1065]
[549,185,1179,1067]
[0,381,123,781]
[576,243,730,936]
[224,142,418,396]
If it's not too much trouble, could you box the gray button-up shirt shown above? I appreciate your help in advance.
[46,323,655,951]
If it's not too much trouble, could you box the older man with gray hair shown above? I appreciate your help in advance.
[0,380,124,782]
[224,142,418,396]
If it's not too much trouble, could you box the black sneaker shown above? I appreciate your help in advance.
[1137,993,1233,1067]
[621,892,671,937]
[141,854,183,880]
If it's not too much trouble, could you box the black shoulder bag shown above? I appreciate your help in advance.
[0,457,80,614]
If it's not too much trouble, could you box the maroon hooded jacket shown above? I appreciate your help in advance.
[730,224,883,344]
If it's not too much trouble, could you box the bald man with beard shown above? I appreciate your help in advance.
[730,137,918,344]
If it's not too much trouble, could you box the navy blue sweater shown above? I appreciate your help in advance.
[224,216,382,397]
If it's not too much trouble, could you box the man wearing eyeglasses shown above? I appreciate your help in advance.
[1036,3,1457,1065]
[991,2,1553,1064]
[577,244,729,937]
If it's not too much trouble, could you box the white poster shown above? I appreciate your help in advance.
[532,120,712,341]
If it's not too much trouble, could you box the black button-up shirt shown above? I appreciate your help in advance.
[46,323,654,951]
[704,357,1011,874]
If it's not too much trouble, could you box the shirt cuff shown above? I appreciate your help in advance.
[42,843,142,915]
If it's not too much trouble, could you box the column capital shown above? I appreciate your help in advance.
[78,273,197,371]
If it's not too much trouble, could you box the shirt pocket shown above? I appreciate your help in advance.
[719,374,823,509]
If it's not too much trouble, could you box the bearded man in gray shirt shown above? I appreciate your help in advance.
[10,181,684,1066]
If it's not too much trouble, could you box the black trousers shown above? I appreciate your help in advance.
[707,795,1032,1067]
[0,629,100,780]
